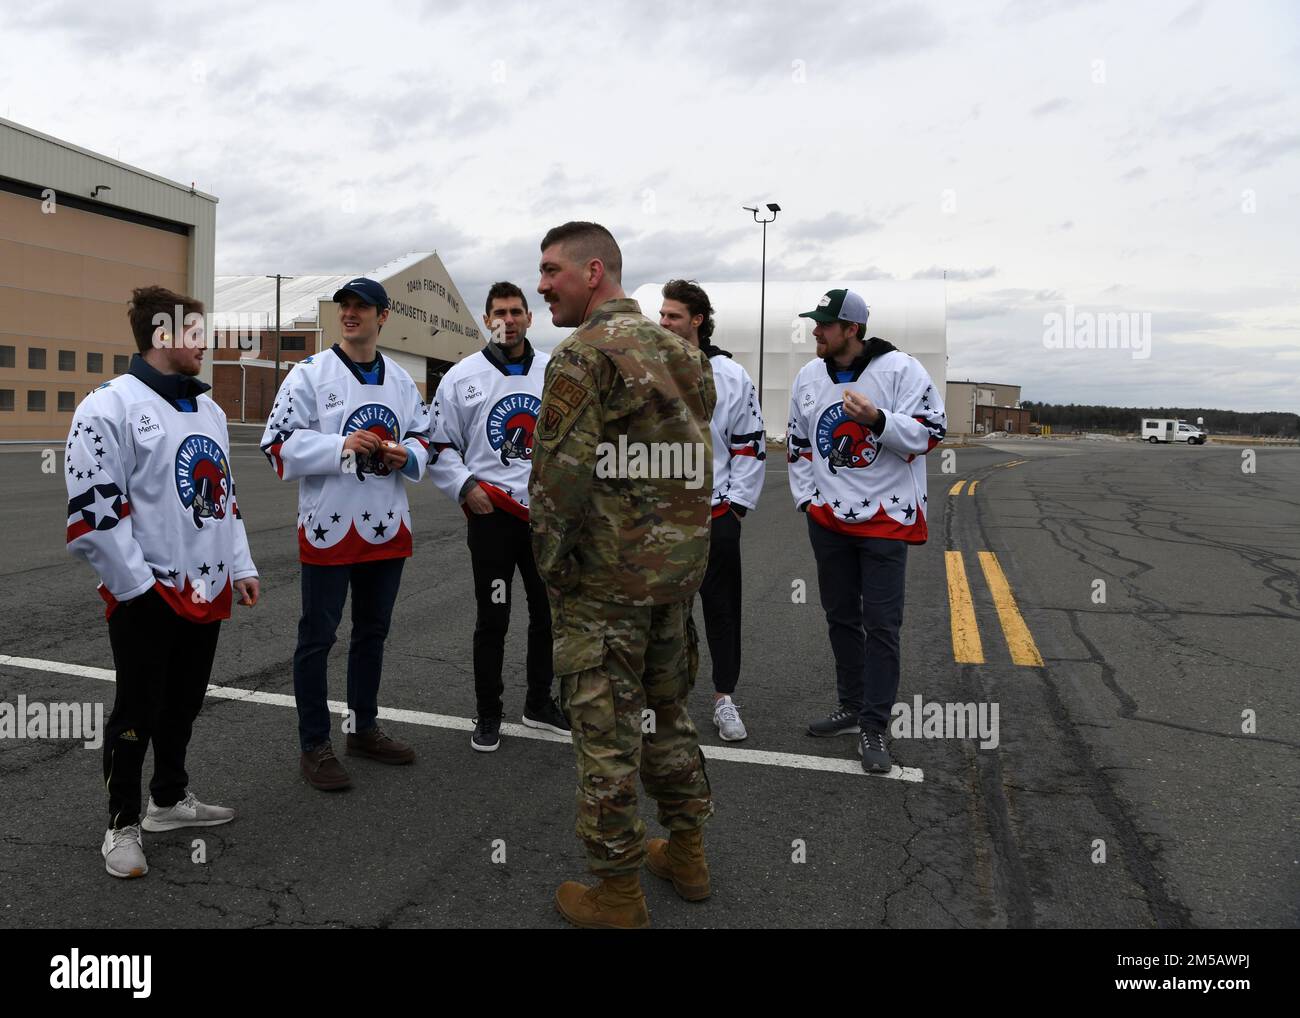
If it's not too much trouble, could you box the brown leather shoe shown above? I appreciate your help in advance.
[300,742,352,791]
[646,828,710,901]
[345,725,416,765]
[555,873,650,929]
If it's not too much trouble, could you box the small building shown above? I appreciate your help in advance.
[945,380,1026,435]
[211,252,483,422]
[0,116,217,441]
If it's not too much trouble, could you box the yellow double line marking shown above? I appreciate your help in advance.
[944,550,1043,666]
[948,479,979,495]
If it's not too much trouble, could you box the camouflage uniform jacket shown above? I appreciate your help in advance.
[529,298,715,606]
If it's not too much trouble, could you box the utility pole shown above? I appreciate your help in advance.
[266,273,295,399]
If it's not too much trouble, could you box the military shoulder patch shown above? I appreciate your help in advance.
[538,373,592,446]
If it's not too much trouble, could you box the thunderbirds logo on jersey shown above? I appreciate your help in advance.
[175,435,231,528]
[815,402,878,474]
[343,403,400,479]
[486,394,539,467]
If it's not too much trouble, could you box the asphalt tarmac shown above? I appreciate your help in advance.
[1,433,1296,928]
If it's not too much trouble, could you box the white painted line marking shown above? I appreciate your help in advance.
[0,655,923,782]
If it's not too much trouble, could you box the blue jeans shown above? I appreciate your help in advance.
[806,516,908,733]
[293,557,405,751]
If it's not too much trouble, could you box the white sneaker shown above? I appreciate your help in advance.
[102,825,148,879]
[141,789,235,832]
[713,696,748,741]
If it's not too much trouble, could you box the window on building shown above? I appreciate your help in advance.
[114,355,130,373]
[280,335,306,351]
[28,348,46,370]
[28,390,46,412]
[58,350,75,371]
[58,391,75,413]
[0,346,14,368]
[87,352,103,374]
[0,390,13,411]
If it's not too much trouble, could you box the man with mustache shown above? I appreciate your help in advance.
[531,222,715,929]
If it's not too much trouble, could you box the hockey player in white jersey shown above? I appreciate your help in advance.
[428,282,569,752]
[659,279,765,741]
[66,286,259,879]
[261,277,431,791]
[787,288,946,773]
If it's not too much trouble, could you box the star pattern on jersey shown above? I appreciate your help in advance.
[387,511,394,519]
[361,510,371,521]
[217,561,225,572]
[199,562,211,576]
[372,521,387,537]
[330,513,341,523]
[890,495,900,504]
[313,524,328,542]
[903,503,915,520]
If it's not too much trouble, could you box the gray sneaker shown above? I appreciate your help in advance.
[858,729,892,773]
[807,704,861,738]
[142,789,235,832]
[101,825,148,879]
[713,696,748,741]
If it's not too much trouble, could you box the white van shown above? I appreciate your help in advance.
[1141,418,1206,444]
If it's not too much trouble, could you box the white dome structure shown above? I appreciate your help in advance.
[632,280,946,438]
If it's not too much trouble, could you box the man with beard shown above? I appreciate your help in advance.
[786,288,946,773]
[66,285,259,878]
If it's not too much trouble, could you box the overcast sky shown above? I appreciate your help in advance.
[2,0,1296,411]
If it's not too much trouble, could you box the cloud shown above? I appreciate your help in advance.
[1118,166,1147,182]
[913,265,996,281]
[1030,97,1073,116]
[1169,0,1205,30]
[1187,130,1300,172]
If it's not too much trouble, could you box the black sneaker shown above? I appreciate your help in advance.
[471,716,501,753]
[522,697,571,736]
[807,704,861,738]
[858,729,892,773]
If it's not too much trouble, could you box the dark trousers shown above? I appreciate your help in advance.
[466,508,554,719]
[698,510,743,695]
[806,516,909,733]
[104,588,221,828]
[293,557,405,751]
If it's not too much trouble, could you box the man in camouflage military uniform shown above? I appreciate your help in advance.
[530,221,716,929]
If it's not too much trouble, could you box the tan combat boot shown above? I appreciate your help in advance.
[645,828,711,901]
[555,873,650,929]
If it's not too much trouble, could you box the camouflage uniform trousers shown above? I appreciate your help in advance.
[552,592,714,876]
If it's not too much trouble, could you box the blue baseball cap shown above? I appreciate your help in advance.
[332,277,389,310]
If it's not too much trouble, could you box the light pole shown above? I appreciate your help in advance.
[743,202,780,421]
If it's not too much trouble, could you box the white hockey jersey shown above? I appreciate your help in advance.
[786,340,946,542]
[705,347,766,515]
[428,342,548,519]
[260,344,431,565]
[65,359,257,623]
